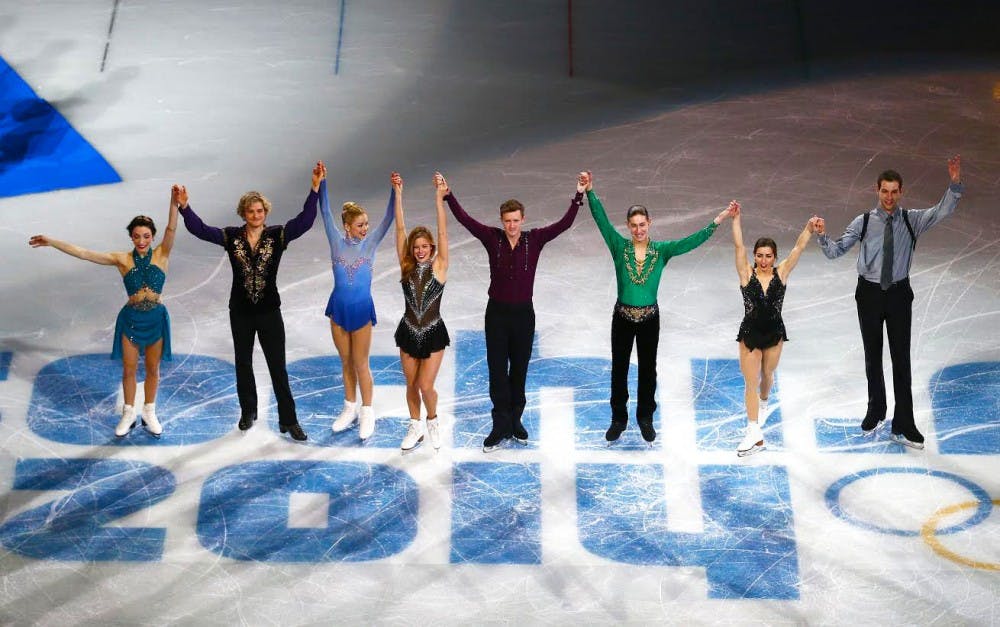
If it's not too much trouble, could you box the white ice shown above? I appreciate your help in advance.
[1,2,998,625]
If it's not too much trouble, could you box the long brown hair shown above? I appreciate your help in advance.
[400,226,435,280]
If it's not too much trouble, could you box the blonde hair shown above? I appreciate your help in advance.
[236,191,272,218]
[400,226,435,280]
[342,201,367,227]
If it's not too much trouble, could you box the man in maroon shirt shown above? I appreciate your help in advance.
[445,173,587,452]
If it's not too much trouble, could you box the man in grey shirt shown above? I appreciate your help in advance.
[814,155,963,449]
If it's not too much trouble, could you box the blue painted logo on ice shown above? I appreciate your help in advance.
[2,330,997,599]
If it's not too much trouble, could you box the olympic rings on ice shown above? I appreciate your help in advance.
[825,467,993,537]
[921,499,1000,571]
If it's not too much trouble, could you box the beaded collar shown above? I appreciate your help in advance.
[623,240,658,285]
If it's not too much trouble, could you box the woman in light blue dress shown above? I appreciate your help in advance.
[321,173,395,440]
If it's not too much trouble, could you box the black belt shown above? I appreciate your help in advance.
[858,276,910,289]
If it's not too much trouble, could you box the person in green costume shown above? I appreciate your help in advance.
[584,171,735,445]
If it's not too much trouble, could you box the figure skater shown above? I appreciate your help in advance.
[323,172,396,440]
[731,201,816,456]
[178,162,326,441]
[394,172,451,452]
[445,172,584,452]
[29,189,180,438]
[585,171,734,446]
[814,155,963,449]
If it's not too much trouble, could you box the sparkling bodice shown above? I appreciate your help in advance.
[401,262,445,330]
[123,249,165,296]
[740,271,785,322]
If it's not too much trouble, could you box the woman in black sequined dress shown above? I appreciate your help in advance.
[392,172,451,452]
[731,202,818,456]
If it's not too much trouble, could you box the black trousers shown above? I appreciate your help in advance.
[610,309,660,423]
[230,308,297,426]
[855,277,913,431]
[484,300,535,435]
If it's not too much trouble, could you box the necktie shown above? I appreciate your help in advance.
[880,214,894,290]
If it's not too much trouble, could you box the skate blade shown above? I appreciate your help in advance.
[401,437,424,455]
[141,420,162,439]
[890,434,925,450]
[861,420,886,437]
[331,418,358,433]
[737,443,766,457]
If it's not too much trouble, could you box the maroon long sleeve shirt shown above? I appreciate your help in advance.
[446,191,583,304]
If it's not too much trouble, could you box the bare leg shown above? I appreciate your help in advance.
[330,320,357,403]
[416,348,445,419]
[349,323,374,406]
[759,340,784,402]
[738,341,763,423]
[400,350,422,419]
[120,335,139,406]
[143,339,164,403]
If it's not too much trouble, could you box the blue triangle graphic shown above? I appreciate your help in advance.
[1,56,121,198]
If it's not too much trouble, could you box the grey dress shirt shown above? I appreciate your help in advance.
[817,183,964,283]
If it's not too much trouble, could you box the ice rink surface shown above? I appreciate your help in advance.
[1,2,998,624]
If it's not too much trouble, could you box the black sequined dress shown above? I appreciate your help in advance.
[395,262,450,358]
[736,270,788,351]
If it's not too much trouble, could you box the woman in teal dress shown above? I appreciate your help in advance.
[29,187,181,438]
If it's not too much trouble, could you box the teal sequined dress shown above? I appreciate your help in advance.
[111,249,172,360]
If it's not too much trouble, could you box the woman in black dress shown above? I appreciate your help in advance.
[393,172,451,452]
[731,201,817,456]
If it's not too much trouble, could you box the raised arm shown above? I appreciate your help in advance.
[777,217,818,283]
[368,185,396,246]
[178,192,226,247]
[28,234,122,267]
[392,172,407,264]
[907,154,964,236]
[319,176,342,251]
[158,185,183,257]
[533,173,585,244]
[816,214,862,259]
[659,202,733,257]
[730,201,751,283]
[444,187,493,243]
[584,172,624,251]
[285,161,325,242]
[433,172,450,278]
